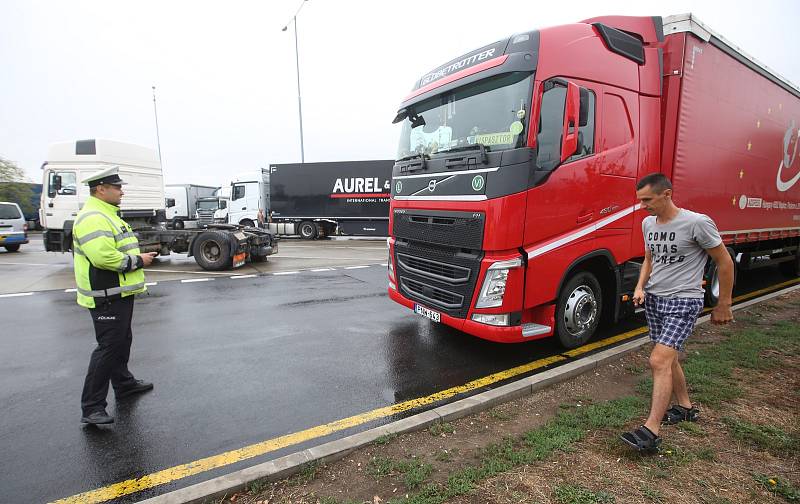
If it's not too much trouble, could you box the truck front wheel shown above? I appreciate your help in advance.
[555,271,602,349]
[193,231,232,271]
[298,221,317,240]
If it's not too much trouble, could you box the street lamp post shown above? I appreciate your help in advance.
[282,0,308,163]
[152,85,164,166]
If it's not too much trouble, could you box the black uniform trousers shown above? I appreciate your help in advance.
[81,296,137,415]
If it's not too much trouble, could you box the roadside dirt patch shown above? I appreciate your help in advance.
[220,289,800,504]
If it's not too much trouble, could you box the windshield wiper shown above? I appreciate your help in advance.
[396,152,429,173]
[438,143,490,164]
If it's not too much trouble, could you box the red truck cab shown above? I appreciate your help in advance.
[388,14,800,347]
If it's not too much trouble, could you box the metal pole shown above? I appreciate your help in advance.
[152,85,163,166]
[282,0,307,163]
[293,18,305,163]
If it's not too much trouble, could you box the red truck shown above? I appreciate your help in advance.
[387,14,800,347]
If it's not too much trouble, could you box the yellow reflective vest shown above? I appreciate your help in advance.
[72,196,147,309]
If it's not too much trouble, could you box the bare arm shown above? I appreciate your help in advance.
[706,243,734,323]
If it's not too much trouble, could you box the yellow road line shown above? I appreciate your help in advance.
[53,278,800,504]
[53,355,566,504]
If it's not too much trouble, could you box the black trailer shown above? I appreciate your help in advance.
[267,160,393,239]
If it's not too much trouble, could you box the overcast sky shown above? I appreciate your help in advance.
[2,0,798,187]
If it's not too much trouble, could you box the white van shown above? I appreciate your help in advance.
[0,201,29,252]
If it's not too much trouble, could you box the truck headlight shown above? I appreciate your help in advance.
[471,313,511,326]
[474,258,522,308]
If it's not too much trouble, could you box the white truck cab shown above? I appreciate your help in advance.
[227,169,268,227]
[41,139,164,251]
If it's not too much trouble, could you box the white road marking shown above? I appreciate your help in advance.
[64,288,77,293]
[274,255,384,260]
[181,278,213,283]
[0,292,34,298]
[311,268,335,272]
[0,262,69,267]
[273,271,299,275]
[230,275,257,279]
[146,282,158,286]
[344,265,369,270]
[145,268,234,276]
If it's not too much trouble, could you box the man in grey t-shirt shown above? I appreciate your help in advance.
[621,173,733,452]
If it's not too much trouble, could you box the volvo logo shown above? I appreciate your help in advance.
[471,175,485,191]
[428,179,437,192]
[395,181,403,193]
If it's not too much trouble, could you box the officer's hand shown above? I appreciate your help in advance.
[139,252,158,267]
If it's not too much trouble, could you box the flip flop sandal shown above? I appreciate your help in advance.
[620,425,662,452]
[662,404,700,425]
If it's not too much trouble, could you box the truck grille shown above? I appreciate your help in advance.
[197,210,215,226]
[399,276,463,309]
[396,253,470,284]
[392,211,484,318]
[393,209,484,249]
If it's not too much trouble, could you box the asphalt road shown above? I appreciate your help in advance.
[0,239,793,503]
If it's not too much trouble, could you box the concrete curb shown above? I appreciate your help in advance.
[138,284,800,504]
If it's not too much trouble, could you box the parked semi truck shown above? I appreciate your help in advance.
[225,160,393,239]
[40,139,277,271]
[388,13,800,347]
[164,183,218,229]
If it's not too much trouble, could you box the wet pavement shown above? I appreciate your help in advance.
[0,247,793,503]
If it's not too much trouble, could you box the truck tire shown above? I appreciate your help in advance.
[172,218,184,230]
[240,219,255,228]
[298,221,317,240]
[193,231,232,271]
[4,244,20,252]
[778,249,800,278]
[704,247,737,307]
[555,271,602,349]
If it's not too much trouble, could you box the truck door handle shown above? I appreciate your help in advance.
[241,207,246,210]
[576,212,593,224]
[48,202,54,208]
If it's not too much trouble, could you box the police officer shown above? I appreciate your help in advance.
[73,166,157,425]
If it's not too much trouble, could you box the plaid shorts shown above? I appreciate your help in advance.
[644,294,704,351]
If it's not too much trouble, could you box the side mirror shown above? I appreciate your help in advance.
[165,198,176,208]
[560,82,580,163]
[219,200,227,210]
[54,175,63,192]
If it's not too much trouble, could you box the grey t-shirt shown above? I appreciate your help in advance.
[643,209,723,299]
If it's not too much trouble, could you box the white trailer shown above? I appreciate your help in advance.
[41,139,277,270]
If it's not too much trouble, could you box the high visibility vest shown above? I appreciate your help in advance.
[72,196,147,309]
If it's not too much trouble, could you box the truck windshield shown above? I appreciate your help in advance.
[396,72,533,160]
[197,200,219,210]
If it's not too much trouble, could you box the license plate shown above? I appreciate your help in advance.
[233,252,247,268]
[414,304,441,322]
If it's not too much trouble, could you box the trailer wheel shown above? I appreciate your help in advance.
[704,247,737,307]
[193,231,232,271]
[298,221,317,240]
[555,271,602,349]
[778,249,800,278]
